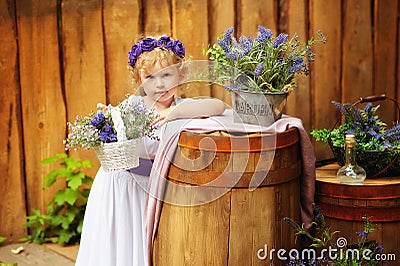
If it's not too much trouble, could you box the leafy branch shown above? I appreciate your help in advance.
[21,153,93,245]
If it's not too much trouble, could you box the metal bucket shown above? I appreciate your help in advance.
[231,90,288,127]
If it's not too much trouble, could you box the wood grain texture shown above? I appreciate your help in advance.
[143,0,171,35]
[311,0,342,161]
[316,164,400,266]
[237,0,277,35]
[103,0,140,105]
[342,0,373,101]
[208,0,235,104]
[285,0,311,132]
[153,189,231,265]
[153,130,301,265]
[172,0,209,98]
[62,0,106,176]
[16,0,67,213]
[373,0,398,123]
[398,0,400,109]
[0,0,27,243]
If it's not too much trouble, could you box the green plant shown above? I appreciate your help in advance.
[311,101,400,177]
[21,153,93,244]
[204,25,326,93]
[311,102,400,150]
[0,236,6,245]
[284,204,384,266]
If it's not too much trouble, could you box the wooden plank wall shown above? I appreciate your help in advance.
[0,0,399,243]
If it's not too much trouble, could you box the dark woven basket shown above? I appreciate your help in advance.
[330,94,400,178]
[332,146,400,177]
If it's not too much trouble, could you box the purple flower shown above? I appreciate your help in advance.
[128,36,185,67]
[104,122,114,133]
[239,36,253,56]
[254,63,264,78]
[223,27,234,42]
[307,45,316,62]
[356,231,367,238]
[364,103,373,113]
[273,33,288,48]
[332,101,347,115]
[256,25,272,43]
[288,58,305,75]
[157,36,172,48]
[218,27,234,53]
[128,43,142,67]
[90,112,105,128]
[100,131,117,143]
[141,37,157,51]
[226,51,237,60]
[217,39,230,54]
[171,40,185,58]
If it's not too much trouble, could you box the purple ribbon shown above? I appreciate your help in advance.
[129,157,154,176]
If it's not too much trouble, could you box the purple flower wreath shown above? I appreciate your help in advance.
[128,36,186,67]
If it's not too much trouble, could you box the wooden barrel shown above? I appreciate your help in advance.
[153,128,301,266]
[315,164,400,266]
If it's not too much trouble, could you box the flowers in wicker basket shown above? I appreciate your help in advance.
[64,98,158,151]
[64,97,158,172]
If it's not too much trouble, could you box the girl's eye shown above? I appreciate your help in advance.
[162,73,171,78]
[146,75,154,80]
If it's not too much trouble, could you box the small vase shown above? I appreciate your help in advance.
[231,90,288,126]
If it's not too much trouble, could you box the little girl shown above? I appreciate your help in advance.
[75,36,225,266]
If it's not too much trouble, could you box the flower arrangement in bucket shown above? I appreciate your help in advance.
[64,97,158,172]
[205,25,326,126]
[311,95,400,177]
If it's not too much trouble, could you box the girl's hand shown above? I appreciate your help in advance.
[151,106,177,126]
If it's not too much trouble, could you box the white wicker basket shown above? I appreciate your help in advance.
[93,107,140,172]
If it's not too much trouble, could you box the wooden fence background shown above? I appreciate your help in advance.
[1,0,399,243]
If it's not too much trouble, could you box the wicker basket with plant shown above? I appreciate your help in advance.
[311,94,400,177]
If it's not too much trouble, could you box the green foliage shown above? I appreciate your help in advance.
[21,153,93,245]
[311,102,400,151]
[0,236,6,245]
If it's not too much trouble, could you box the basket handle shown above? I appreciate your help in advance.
[355,94,400,118]
[357,94,387,103]
[332,94,400,129]
[110,107,127,141]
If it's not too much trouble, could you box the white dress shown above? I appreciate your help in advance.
[75,96,182,266]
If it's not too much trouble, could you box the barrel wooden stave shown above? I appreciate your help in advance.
[315,164,400,266]
[153,128,302,265]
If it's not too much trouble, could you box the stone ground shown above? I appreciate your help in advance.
[0,243,78,266]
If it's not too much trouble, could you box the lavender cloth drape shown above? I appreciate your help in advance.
[144,110,316,265]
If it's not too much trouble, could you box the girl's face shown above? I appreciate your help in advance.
[140,62,179,106]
